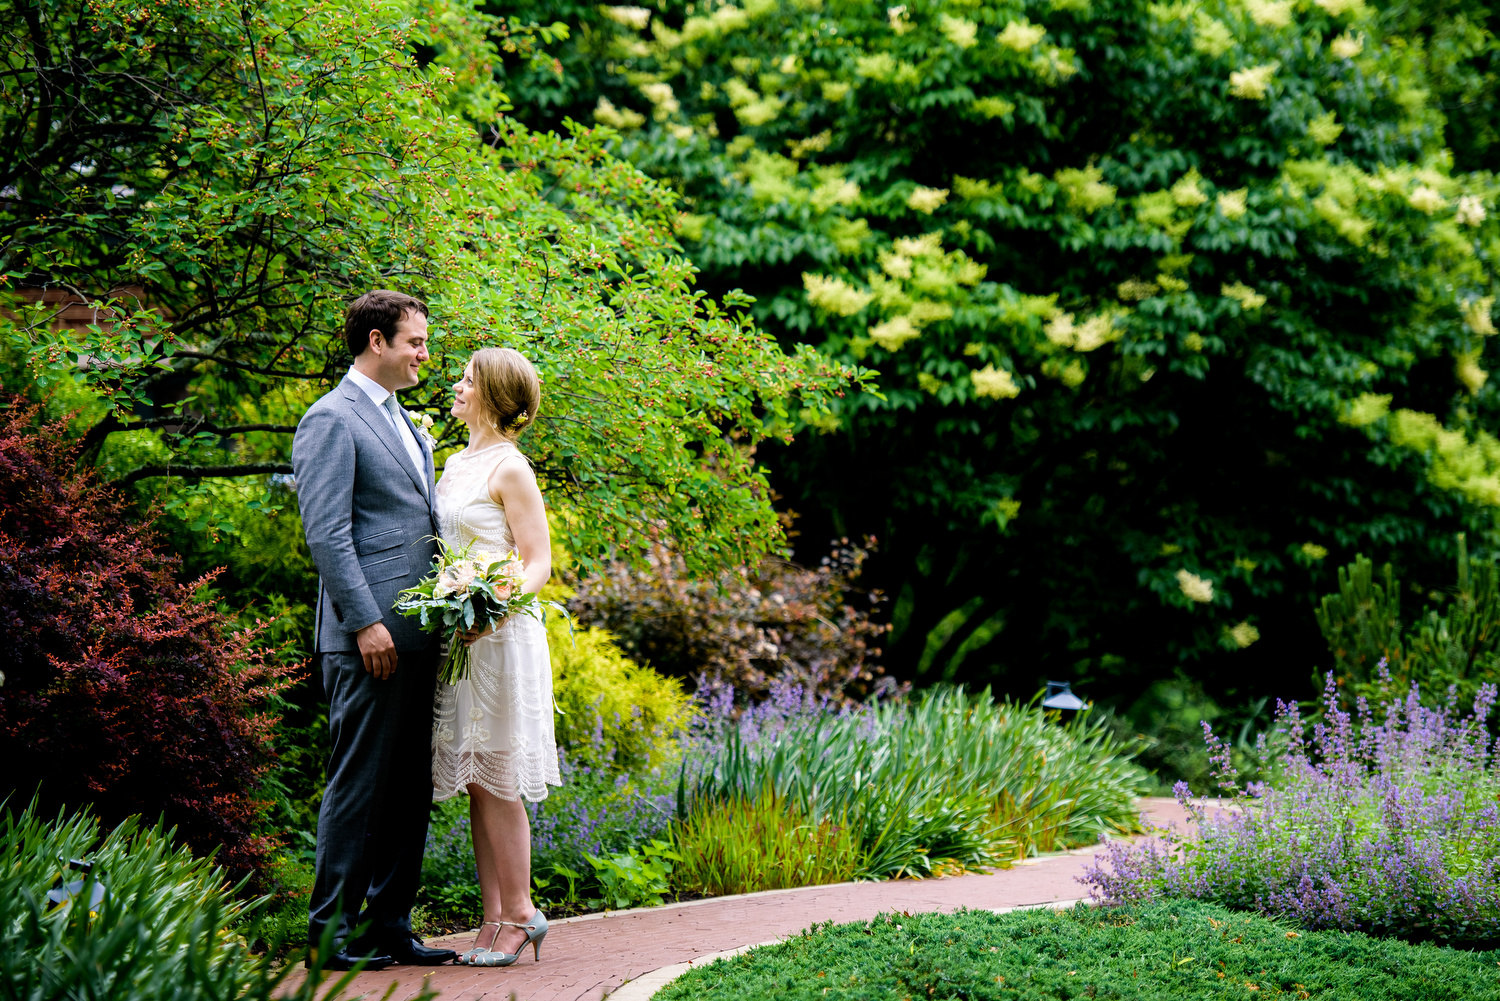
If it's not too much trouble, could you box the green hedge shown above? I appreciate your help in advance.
[657,900,1500,1000]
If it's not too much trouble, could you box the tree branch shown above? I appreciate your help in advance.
[130,416,299,435]
[169,349,330,379]
[113,462,293,486]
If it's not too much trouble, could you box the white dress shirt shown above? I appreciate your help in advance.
[347,366,427,493]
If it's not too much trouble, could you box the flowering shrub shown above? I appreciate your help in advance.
[1082,673,1500,944]
[570,537,898,705]
[418,751,677,920]
[0,403,297,878]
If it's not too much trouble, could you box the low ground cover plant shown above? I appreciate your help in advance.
[654,900,1500,1000]
[683,685,1149,880]
[1084,676,1500,945]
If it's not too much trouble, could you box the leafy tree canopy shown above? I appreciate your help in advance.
[490,0,1500,700]
[1,0,862,575]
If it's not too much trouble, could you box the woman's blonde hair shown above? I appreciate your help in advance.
[469,347,542,439]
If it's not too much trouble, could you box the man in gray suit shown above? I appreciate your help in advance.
[292,290,456,970]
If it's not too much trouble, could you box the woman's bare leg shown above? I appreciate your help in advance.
[466,788,503,955]
[467,783,535,956]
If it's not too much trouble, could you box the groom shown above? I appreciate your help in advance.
[292,290,456,970]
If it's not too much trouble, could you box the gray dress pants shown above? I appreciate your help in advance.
[308,648,437,950]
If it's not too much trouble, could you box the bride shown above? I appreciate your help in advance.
[431,346,561,967]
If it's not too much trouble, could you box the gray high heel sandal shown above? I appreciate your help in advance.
[458,921,502,966]
[473,910,548,967]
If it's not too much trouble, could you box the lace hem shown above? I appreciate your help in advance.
[432,746,561,802]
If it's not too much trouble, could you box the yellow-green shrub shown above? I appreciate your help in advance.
[546,584,695,773]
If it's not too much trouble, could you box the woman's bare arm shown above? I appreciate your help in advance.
[490,458,551,595]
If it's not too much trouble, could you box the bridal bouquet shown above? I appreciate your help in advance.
[395,538,565,684]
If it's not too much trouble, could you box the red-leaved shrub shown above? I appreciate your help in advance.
[570,537,899,706]
[0,401,297,877]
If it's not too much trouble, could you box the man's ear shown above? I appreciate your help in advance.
[368,328,385,354]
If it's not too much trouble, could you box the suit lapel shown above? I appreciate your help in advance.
[397,406,439,518]
[339,378,428,498]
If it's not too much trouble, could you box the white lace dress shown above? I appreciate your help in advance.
[431,441,561,802]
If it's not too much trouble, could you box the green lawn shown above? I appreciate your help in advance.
[654,900,1500,1000]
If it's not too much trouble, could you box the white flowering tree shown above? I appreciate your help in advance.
[486,0,1500,703]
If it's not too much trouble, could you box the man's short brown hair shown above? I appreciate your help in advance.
[344,290,429,357]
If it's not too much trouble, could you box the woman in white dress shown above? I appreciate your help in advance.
[432,347,561,967]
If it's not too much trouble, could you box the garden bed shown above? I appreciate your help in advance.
[655,900,1500,1000]
[410,685,1150,934]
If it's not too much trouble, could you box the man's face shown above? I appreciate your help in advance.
[370,311,429,390]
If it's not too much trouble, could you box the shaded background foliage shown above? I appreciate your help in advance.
[570,535,897,703]
[479,0,1500,712]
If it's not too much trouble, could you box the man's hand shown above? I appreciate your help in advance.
[356,622,398,679]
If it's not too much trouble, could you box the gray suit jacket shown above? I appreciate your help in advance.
[292,377,440,653]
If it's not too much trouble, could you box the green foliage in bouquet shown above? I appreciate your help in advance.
[487,0,1500,702]
[546,595,697,774]
[1316,534,1500,705]
[396,537,566,683]
[1,0,863,580]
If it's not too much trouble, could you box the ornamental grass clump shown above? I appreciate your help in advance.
[672,789,865,896]
[1082,673,1500,945]
[682,684,1148,880]
[0,797,424,1001]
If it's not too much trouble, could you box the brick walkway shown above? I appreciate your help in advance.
[299,798,1192,1001]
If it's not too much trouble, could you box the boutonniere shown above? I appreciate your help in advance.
[406,409,437,449]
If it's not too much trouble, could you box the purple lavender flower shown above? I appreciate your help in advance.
[1080,673,1500,944]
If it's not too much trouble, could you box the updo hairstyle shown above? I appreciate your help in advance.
[470,347,542,439]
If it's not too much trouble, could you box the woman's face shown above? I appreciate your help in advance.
[451,362,478,423]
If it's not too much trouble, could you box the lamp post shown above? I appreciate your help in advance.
[47,858,106,911]
[1042,680,1086,714]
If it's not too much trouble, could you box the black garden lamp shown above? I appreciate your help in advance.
[1042,680,1087,714]
[47,858,106,911]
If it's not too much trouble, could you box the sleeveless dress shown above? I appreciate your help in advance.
[431,441,561,802]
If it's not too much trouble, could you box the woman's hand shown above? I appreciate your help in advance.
[459,621,499,646]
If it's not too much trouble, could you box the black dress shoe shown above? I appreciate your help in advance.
[309,949,395,972]
[382,935,458,966]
